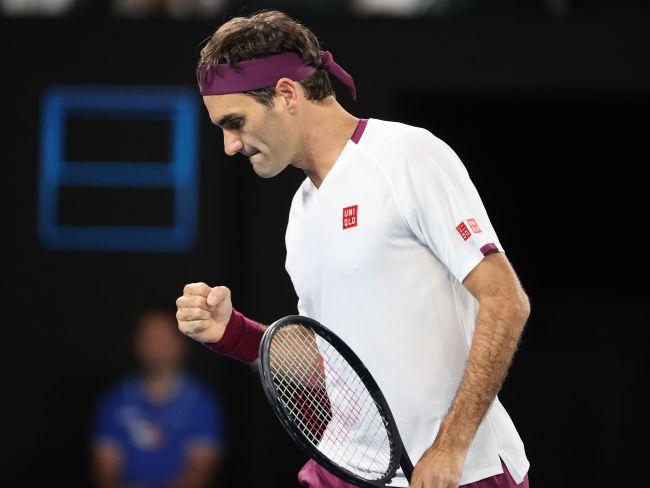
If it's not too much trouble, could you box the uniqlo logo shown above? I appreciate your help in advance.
[456,221,471,241]
[467,218,482,233]
[342,205,358,230]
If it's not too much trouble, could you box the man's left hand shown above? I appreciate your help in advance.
[409,445,467,488]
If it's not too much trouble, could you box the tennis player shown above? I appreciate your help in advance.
[176,10,531,488]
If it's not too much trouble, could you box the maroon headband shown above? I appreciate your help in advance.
[198,50,356,100]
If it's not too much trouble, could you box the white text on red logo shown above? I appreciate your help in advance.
[456,221,471,241]
[343,205,358,230]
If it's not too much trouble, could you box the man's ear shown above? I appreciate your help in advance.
[275,77,300,111]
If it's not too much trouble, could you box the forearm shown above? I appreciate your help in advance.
[167,448,220,488]
[92,444,125,488]
[436,295,530,452]
[166,466,214,488]
[94,479,123,488]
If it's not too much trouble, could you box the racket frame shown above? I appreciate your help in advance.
[259,315,413,487]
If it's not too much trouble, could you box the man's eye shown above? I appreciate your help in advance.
[229,119,243,129]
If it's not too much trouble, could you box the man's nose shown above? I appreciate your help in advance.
[223,131,244,156]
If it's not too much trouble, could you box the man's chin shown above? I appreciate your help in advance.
[252,161,285,178]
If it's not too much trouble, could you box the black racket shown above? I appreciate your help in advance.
[258,315,414,487]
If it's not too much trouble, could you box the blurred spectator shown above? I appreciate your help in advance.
[353,0,448,16]
[237,0,348,14]
[92,310,224,488]
[1,0,75,16]
[111,0,225,18]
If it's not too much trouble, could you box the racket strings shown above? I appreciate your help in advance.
[269,324,395,480]
[272,329,372,434]
[271,340,391,477]
[285,337,393,474]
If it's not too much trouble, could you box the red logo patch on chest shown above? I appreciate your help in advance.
[342,205,358,230]
[456,221,471,241]
[467,218,482,233]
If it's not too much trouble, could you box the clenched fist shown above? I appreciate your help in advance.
[176,282,233,344]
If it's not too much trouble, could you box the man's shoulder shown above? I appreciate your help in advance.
[97,375,140,409]
[360,118,434,150]
[180,374,216,400]
[358,118,449,173]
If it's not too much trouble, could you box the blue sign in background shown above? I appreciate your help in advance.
[38,86,199,252]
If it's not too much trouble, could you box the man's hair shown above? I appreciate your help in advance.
[197,10,335,107]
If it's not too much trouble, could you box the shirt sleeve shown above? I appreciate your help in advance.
[185,388,225,449]
[392,128,505,283]
[92,391,124,448]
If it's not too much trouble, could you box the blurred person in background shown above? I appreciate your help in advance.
[1,0,75,15]
[352,0,443,17]
[111,0,225,18]
[240,0,348,14]
[92,310,225,488]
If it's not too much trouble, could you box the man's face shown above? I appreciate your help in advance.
[134,312,186,373]
[203,93,297,178]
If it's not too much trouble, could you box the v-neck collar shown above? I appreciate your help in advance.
[307,118,369,193]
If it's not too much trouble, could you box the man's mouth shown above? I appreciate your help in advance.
[248,150,261,163]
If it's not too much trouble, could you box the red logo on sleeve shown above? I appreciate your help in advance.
[343,205,358,230]
[456,221,471,241]
[467,218,482,233]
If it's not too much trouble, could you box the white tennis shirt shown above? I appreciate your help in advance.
[285,118,529,486]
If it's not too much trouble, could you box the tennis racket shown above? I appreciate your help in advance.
[258,315,414,487]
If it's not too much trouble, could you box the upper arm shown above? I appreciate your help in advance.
[178,392,224,482]
[462,252,530,314]
[186,389,226,448]
[91,390,127,485]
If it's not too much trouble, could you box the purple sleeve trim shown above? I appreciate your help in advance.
[203,309,264,364]
[480,243,499,256]
[351,119,368,144]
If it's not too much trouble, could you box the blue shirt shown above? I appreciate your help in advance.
[93,374,224,486]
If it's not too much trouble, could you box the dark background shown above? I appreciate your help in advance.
[2,6,649,487]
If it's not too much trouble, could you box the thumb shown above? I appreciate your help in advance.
[206,286,229,308]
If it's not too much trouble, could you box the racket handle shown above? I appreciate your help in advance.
[400,448,414,482]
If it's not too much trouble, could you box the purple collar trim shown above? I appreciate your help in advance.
[351,119,368,144]
[198,50,356,100]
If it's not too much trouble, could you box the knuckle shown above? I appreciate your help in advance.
[179,320,198,333]
[184,320,206,335]
[184,282,206,295]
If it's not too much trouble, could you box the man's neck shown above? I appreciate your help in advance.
[293,98,359,189]
[141,368,180,404]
